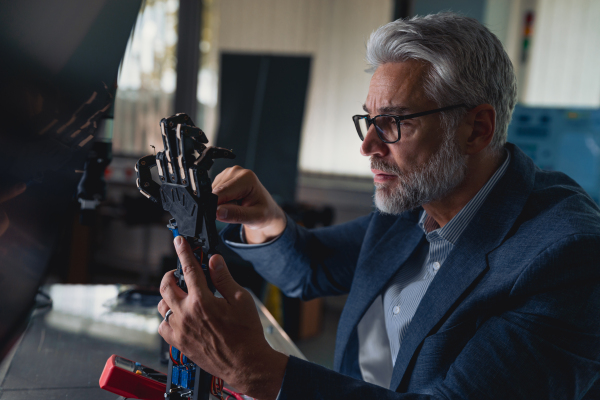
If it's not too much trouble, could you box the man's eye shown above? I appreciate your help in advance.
[399,121,414,132]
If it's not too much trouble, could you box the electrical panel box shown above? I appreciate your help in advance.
[507,105,600,203]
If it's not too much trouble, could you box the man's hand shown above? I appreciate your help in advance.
[0,183,26,237]
[158,236,289,400]
[212,166,286,244]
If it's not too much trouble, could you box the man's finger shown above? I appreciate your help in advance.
[157,299,169,318]
[216,204,265,225]
[174,236,210,298]
[159,269,186,311]
[208,254,245,303]
[158,319,175,342]
[214,183,251,206]
[212,165,244,192]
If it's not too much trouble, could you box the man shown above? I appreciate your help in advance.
[157,13,600,399]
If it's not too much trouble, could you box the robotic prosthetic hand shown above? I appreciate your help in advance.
[135,113,235,400]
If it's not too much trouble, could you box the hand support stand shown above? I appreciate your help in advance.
[135,113,235,400]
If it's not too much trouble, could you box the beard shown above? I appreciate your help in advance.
[372,132,467,215]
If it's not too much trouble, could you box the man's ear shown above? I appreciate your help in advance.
[465,104,496,155]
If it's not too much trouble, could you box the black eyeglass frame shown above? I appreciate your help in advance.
[352,104,467,144]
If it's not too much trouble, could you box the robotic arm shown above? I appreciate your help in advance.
[135,113,235,400]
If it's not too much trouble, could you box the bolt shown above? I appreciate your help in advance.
[144,182,149,187]
[141,161,146,165]
[169,121,173,127]
[182,179,187,184]
[193,191,197,195]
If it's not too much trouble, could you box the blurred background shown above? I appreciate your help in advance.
[3,0,600,374]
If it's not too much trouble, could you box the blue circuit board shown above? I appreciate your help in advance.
[170,346,196,389]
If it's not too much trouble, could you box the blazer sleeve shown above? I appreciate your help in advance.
[221,213,374,300]
[275,233,600,399]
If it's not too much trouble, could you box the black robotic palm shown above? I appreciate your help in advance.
[135,113,235,400]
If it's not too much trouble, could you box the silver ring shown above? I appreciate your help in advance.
[164,309,173,323]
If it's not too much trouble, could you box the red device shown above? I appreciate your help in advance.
[99,354,167,400]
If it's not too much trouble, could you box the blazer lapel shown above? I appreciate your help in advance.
[334,212,424,372]
[389,144,537,390]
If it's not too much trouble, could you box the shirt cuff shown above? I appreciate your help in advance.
[224,222,285,248]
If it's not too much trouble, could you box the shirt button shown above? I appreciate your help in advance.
[433,262,441,271]
[393,305,400,315]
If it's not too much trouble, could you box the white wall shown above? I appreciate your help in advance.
[216,0,393,177]
[215,0,600,176]
[522,0,600,107]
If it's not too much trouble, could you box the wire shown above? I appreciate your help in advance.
[169,346,179,365]
[210,376,224,399]
[222,387,249,400]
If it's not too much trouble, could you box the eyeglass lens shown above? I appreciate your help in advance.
[357,116,398,142]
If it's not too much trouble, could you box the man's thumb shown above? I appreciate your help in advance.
[208,254,240,300]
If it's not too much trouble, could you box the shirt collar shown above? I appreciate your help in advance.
[418,149,511,245]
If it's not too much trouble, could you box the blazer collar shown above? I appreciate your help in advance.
[389,143,537,390]
[334,209,424,372]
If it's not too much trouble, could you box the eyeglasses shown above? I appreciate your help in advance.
[352,104,467,144]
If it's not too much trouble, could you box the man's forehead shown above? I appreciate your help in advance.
[364,60,430,114]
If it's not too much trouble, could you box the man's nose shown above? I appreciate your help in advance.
[360,124,389,157]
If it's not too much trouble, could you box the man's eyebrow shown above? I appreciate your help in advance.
[379,105,411,115]
[362,104,411,115]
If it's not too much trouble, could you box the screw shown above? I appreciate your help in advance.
[182,179,187,184]
[193,191,197,195]
[141,161,146,165]
[144,182,149,187]
[169,121,173,127]
[171,176,176,182]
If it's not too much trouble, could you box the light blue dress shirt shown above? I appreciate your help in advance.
[381,150,511,365]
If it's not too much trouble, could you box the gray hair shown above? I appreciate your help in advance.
[366,12,517,154]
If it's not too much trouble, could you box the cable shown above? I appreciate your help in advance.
[222,387,251,400]
[210,376,224,399]
[169,346,179,365]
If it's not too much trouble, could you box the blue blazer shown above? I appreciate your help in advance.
[222,144,600,399]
